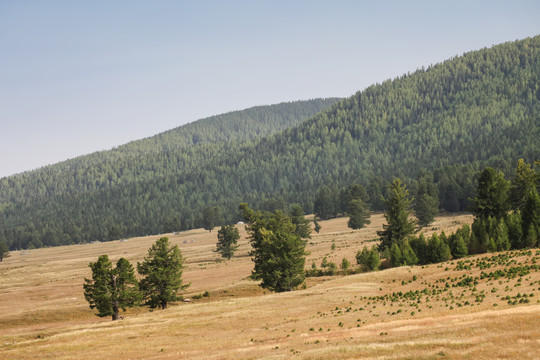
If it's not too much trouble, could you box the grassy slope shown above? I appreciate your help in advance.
[1,213,539,359]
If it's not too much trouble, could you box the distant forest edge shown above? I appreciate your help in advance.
[1,36,539,250]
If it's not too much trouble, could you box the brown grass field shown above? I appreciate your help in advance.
[1,213,539,359]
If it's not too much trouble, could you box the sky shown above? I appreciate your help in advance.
[1,1,539,178]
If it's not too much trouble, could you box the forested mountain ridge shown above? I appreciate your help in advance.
[1,36,539,250]
[0,99,339,203]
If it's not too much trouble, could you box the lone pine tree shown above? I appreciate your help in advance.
[0,240,10,262]
[240,203,308,292]
[290,204,312,239]
[138,237,189,309]
[377,178,417,251]
[83,255,141,320]
[347,199,371,230]
[216,224,240,259]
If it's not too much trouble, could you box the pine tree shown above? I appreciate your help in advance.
[524,224,538,248]
[290,204,312,239]
[313,217,321,234]
[389,243,403,267]
[410,234,429,264]
[495,220,510,251]
[506,211,523,249]
[340,257,351,275]
[314,185,337,220]
[427,233,451,263]
[201,206,222,232]
[367,247,380,271]
[83,255,141,320]
[400,240,418,265]
[414,176,439,227]
[521,188,540,247]
[0,240,9,262]
[347,199,371,230]
[341,183,370,213]
[450,233,468,258]
[377,179,417,250]
[510,159,538,210]
[487,237,498,252]
[356,246,369,268]
[472,167,509,220]
[239,203,307,292]
[137,237,189,309]
[216,225,240,259]
[468,232,482,255]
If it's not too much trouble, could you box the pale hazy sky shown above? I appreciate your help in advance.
[1,1,539,178]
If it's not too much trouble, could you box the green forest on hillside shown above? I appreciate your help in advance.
[0,36,538,250]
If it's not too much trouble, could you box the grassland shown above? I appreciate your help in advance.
[1,213,539,359]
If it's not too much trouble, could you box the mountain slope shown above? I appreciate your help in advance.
[1,36,539,250]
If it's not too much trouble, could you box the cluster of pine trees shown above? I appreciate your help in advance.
[371,160,539,270]
[83,237,189,320]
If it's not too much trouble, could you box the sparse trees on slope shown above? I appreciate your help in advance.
[216,224,240,259]
[138,237,189,309]
[240,203,308,292]
[83,255,141,320]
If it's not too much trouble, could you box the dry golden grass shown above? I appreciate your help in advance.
[1,212,539,359]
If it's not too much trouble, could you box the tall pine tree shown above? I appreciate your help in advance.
[377,178,417,250]
[138,237,189,309]
[240,203,308,292]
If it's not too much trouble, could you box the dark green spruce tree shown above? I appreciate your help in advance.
[377,178,417,250]
[240,203,308,292]
[347,199,371,230]
[201,206,223,232]
[314,185,338,220]
[137,237,189,309]
[313,217,321,234]
[216,224,240,259]
[356,246,380,272]
[522,188,540,248]
[290,204,312,239]
[472,167,510,220]
[414,176,439,227]
[83,255,141,320]
[509,159,538,210]
[0,240,10,262]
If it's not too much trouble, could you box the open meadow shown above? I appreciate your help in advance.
[1,213,539,359]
